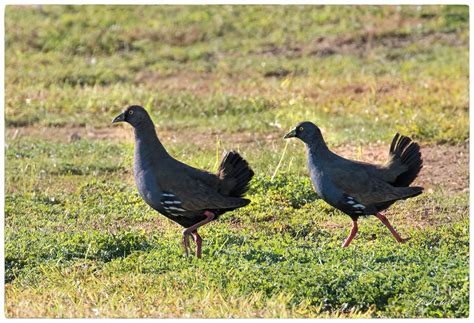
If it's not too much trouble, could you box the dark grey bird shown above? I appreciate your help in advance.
[284,122,423,247]
[112,105,254,257]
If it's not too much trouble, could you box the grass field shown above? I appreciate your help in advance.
[4,5,469,318]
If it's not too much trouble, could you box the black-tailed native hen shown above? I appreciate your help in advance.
[284,122,423,247]
[112,105,254,257]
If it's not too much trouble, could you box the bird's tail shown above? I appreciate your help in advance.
[388,133,423,187]
[217,150,254,197]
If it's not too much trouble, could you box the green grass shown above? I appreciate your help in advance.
[4,137,469,318]
[4,5,469,318]
[5,5,469,143]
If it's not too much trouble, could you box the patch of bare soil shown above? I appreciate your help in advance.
[252,30,466,61]
[6,126,133,143]
[6,126,468,193]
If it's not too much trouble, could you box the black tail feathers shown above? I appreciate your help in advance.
[217,150,254,197]
[389,133,423,187]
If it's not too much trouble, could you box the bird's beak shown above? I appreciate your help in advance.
[283,128,297,139]
[112,112,125,124]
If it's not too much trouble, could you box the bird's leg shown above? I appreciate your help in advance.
[181,211,215,257]
[192,230,203,258]
[375,212,410,243]
[342,220,358,247]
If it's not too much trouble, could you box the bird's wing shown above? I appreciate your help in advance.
[337,157,401,184]
[171,157,220,188]
[160,170,248,212]
[328,164,417,206]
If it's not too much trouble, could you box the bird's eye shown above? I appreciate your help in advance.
[299,126,304,132]
[128,110,134,115]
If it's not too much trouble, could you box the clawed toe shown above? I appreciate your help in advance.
[398,237,411,244]
[182,230,192,256]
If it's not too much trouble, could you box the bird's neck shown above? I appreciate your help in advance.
[133,122,170,159]
[306,139,329,154]
[305,141,331,166]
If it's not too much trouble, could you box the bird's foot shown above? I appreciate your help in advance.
[397,237,411,244]
[376,213,409,244]
[341,220,358,248]
[192,230,203,258]
[341,239,352,248]
[181,212,214,258]
[182,229,192,257]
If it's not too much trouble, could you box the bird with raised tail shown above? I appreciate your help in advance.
[112,105,254,258]
[284,122,423,247]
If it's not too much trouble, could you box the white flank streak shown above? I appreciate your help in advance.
[347,200,355,205]
[169,207,185,212]
[353,204,365,209]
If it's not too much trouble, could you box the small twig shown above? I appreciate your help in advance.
[84,242,92,260]
[271,140,289,181]
[213,135,221,171]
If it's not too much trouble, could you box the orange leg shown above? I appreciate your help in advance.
[375,212,410,243]
[182,211,215,257]
[342,220,358,247]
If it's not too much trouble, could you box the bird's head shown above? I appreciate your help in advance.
[283,121,324,145]
[112,105,150,128]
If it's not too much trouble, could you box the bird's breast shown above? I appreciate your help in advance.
[307,156,325,194]
[134,167,162,210]
[307,157,341,205]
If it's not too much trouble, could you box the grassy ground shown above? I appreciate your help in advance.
[4,5,469,318]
